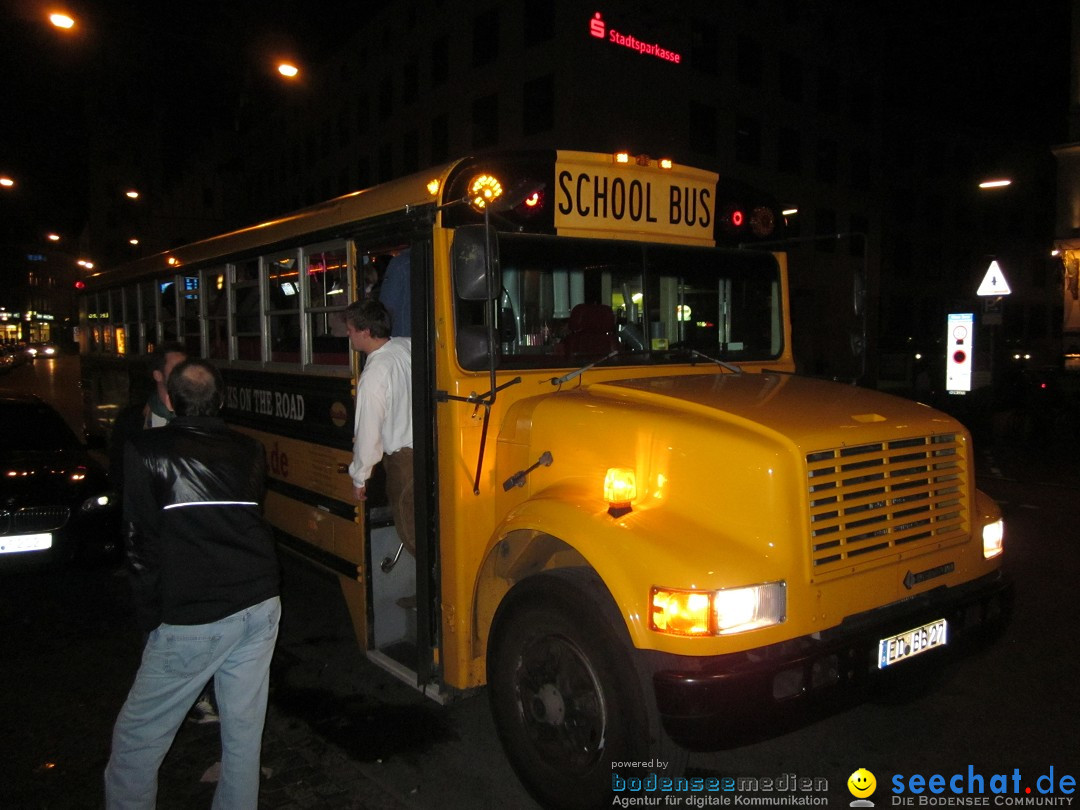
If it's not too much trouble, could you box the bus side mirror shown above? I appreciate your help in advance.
[452,225,499,301]
[457,325,494,371]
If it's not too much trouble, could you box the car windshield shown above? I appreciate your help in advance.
[0,402,80,452]
[455,233,784,370]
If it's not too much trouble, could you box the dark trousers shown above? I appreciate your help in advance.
[384,447,416,557]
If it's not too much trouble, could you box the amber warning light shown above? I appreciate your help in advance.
[604,467,636,517]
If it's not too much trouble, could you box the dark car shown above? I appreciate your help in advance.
[0,392,120,567]
[26,342,60,361]
[0,344,30,371]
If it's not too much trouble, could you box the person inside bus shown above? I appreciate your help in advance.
[344,299,415,558]
[107,341,220,727]
[378,248,411,337]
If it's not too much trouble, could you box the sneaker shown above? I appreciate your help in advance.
[187,695,220,724]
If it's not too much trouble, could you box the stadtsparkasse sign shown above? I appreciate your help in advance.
[588,11,682,64]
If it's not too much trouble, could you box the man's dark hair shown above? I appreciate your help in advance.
[149,341,188,375]
[167,359,224,417]
[344,299,392,339]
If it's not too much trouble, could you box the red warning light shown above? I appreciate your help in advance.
[731,209,745,227]
[74,280,86,290]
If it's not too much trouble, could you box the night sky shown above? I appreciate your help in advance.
[1,1,1072,247]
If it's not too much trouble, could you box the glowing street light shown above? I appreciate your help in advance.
[978,179,1012,189]
[47,233,61,242]
[48,12,75,30]
[277,62,299,79]
[0,176,14,188]
[125,189,140,199]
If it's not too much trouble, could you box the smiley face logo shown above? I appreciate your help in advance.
[848,768,877,799]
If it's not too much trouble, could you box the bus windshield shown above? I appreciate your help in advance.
[473,234,784,369]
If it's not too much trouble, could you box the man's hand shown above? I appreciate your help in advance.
[354,484,367,501]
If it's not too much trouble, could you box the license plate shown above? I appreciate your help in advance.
[878,618,947,669]
[0,533,53,554]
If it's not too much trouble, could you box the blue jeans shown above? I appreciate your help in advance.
[104,596,280,810]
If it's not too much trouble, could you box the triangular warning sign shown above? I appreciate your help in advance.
[977,260,1011,296]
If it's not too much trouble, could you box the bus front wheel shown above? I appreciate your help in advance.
[487,571,677,809]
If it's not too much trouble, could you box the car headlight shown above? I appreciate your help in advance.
[650,581,786,636]
[982,519,1004,559]
[79,493,115,514]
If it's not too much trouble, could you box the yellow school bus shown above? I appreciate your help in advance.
[79,150,1009,808]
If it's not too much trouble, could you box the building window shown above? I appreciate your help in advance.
[431,114,449,163]
[403,61,418,105]
[522,74,554,135]
[378,143,393,182]
[777,127,801,174]
[431,36,449,86]
[523,0,555,47]
[778,53,803,102]
[737,36,762,87]
[472,8,500,67]
[690,19,719,76]
[378,76,394,120]
[816,65,838,113]
[850,148,871,190]
[472,94,499,147]
[849,215,868,256]
[689,102,717,155]
[338,111,350,148]
[402,130,419,174]
[814,138,838,183]
[735,116,761,166]
[815,208,837,251]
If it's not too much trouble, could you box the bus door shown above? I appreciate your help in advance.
[349,234,440,696]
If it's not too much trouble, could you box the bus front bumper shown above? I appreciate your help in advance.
[648,571,1011,748]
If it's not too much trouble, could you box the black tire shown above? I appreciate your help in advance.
[487,571,683,810]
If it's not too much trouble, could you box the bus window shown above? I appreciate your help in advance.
[233,259,262,362]
[181,274,201,357]
[89,291,108,352]
[121,284,138,357]
[204,267,228,360]
[268,251,301,364]
[107,288,124,354]
[139,280,157,351]
[304,242,350,366]
[455,233,643,369]
[645,246,783,360]
[159,277,180,344]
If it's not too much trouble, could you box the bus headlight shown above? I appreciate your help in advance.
[650,582,786,636]
[982,519,1004,559]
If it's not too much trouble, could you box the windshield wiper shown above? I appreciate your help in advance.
[548,350,620,386]
[689,349,742,375]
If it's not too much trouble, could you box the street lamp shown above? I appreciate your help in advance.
[978,179,1012,189]
[0,176,14,188]
[277,62,300,79]
[48,12,75,30]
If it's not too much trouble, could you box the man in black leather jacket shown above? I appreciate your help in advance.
[104,359,280,810]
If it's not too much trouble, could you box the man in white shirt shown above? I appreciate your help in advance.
[344,299,415,556]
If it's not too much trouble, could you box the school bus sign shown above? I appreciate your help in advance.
[554,150,717,245]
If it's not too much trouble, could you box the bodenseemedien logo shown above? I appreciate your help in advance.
[849,768,877,807]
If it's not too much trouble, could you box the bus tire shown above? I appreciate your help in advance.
[487,571,681,810]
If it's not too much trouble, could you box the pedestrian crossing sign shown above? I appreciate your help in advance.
[977,260,1011,296]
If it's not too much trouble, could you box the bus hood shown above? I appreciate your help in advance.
[585,370,960,448]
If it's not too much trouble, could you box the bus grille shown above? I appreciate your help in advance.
[806,434,967,572]
[0,506,71,535]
